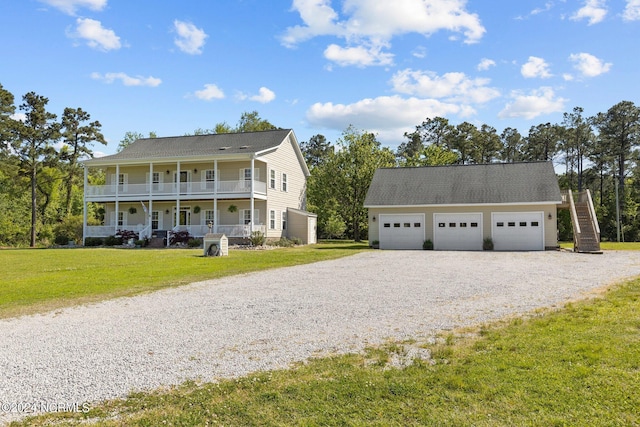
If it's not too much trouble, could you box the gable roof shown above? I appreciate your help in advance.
[364,162,561,207]
[84,129,295,165]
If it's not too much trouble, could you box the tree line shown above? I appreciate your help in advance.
[1,81,638,246]
[302,101,640,243]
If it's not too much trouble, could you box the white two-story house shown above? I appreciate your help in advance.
[81,129,317,245]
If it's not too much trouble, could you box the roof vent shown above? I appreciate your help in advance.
[239,145,250,149]
[219,146,231,150]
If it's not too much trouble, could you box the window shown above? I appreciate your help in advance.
[205,210,215,226]
[282,173,288,192]
[269,210,276,229]
[449,223,456,228]
[117,211,124,227]
[414,223,421,228]
[201,170,215,191]
[438,223,445,227]
[394,223,401,228]
[460,222,467,228]
[508,222,515,227]
[470,223,478,227]
[270,169,276,189]
[282,211,287,230]
[152,172,160,190]
[519,221,527,227]
[404,223,411,227]
[151,211,159,230]
[384,223,391,228]
[243,209,252,225]
[531,221,539,227]
[497,222,504,227]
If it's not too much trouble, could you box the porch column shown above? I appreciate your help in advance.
[115,164,120,234]
[175,161,181,230]
[148,163,153,239]
[250,156,255,232]
[213,159,218,233]
[82,164,88,245]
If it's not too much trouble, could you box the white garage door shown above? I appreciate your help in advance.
[433,213,483,251]
[379,214,425,250]
[491,212,544,251]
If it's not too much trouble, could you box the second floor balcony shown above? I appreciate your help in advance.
[86,179,268,201]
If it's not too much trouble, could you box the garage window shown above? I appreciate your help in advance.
[460,222,467,227]
[439,223,445,227]
[404,223,411,227]
[449,223,456,227]
[384,223,391,228]
[394,223,401,228]
[414,223,421,227]
[470,222,478,227]
[497,222,504,227]
[508,222,516,227]
[520,222,527,227]
[531,221,539,227]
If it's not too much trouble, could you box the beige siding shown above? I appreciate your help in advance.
[259,134,308,239]
[368,204,559,249]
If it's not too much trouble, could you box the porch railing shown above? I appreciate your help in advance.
[86,179,267,198]
[85,224,266,239]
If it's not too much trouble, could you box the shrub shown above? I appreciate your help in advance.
[84,237,104,247]
[104,235,122,246]
[290,237,303,245]
[423,239,433,250]
[134,239,146,247]
[169,230,191,246]
[116,229,139,242]
[270,237,294,247]
[187,238,202,248]
[483,237,494,250]
[250,230,266,246]
[53,215,84,246]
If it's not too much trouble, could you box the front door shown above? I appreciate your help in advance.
[173,207,191,228]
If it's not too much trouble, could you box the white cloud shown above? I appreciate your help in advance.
[282,0,485,67]
[521,56,552,79]
[173,20,207,55]
[324,43,394,67]
[68,18,121,51]
[569,52,612,77]
[623,0,640,21]
[194,84,225,101]
[571,0,607,25]
[237,87,277,104]
[390,69,500,104]
[250,87,276,103]
[306,95,473,143]
[563,73,575,81]
[91,72,161,87]
[477,58,496,71]
[38,0,106,15]
[498,87,566,119]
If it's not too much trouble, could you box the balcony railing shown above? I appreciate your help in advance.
[86,180,267,198]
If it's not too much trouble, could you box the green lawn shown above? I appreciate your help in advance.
[559,241,640,250]
[0,242,369,319]
[14,277,640,426]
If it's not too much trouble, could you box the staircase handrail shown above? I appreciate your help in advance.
[585,189,600,239]
[567,189,581,251]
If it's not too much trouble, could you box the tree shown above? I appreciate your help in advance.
[398,117,453,163]
[10,92,60,246]
[325,126,396,241]
[522,123,561,162]
[449,122,478,164]
[60,107,106,216]
[561,107,594,191]
[500,127,524,162]
[594,101,640,234]
[0,83,15,149]
[236,111,277,132]
[471,124,502,164]
[117,131,156,152]
[300,134,333,169]
[400,144,458,167]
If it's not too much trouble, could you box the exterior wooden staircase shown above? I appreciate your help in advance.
[563,189,602,253]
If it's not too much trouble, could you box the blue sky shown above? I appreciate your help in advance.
[1,0,639,156]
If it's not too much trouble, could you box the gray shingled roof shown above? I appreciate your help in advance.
[364,162,561,206]
[84,129,292,164]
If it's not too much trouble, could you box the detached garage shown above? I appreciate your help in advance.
[364,162,562,251]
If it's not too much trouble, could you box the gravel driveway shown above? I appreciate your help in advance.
[1,250,639,423]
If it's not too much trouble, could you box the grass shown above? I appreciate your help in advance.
[559,241,640,250]
[13,277,640,426]
[0,241,370,319]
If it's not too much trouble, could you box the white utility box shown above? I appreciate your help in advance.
[203,233,228,256]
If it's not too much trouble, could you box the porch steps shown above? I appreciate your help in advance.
[147,237,165,248]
